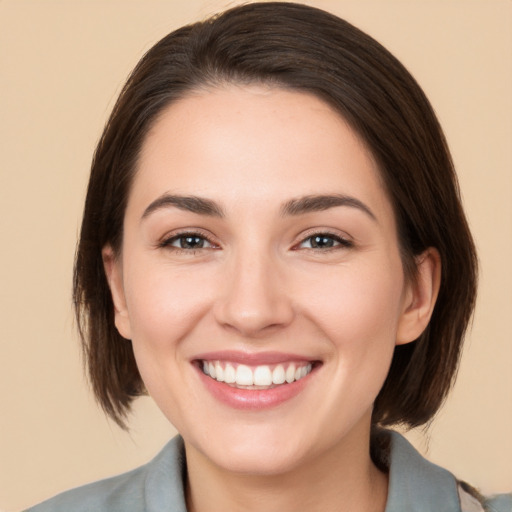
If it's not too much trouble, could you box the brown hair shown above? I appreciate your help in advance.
[74,2,477,429]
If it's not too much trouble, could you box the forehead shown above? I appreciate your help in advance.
[130,85,389,216]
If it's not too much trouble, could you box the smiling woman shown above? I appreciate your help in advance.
[21,2,511,512]
[102,87,429,489]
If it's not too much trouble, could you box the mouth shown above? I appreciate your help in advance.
[199,360,315,389]
[192,353,321,409]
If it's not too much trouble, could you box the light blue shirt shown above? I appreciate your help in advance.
[26,431,511,512]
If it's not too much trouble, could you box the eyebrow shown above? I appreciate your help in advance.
[141,194,225,220]
[141,193,376,222]
[281,194,377,221]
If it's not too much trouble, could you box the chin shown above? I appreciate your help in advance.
[213,444,306,476]
[185,423,313,476]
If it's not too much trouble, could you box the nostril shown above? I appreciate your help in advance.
[214,302,294,337]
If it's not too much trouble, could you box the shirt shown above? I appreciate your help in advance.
[26,431,511,512]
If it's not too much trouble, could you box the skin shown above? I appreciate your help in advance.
[104,85,440,512]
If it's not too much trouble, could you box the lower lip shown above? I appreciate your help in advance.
[195,365,315,410]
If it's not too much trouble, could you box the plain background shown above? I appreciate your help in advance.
[0,1,511,510]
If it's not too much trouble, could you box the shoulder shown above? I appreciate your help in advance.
[485,494,512,512]
[458,484,512,512]
[24,436,188,512]
[384,430,512,512]
[24,465,149,512]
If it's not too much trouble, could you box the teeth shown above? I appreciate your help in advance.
[236,365,254,386]
[272,365,286,384]
[215,362,224,382]
[253,365,272,386]
[285,364,296,383]
[224,363,236,383]
[201,360,314,387]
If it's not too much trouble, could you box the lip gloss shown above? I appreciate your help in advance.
[195,364,314,410]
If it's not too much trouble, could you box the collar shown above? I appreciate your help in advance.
[144,435,188,512]
[385,430,461,512]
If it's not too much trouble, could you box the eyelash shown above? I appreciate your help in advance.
[294,232,353,251]
[158,230,353,254]
[158,231,219,254]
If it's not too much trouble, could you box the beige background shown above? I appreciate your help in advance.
[1,1,511,510]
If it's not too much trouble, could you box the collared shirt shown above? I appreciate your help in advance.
[26,431,511,512]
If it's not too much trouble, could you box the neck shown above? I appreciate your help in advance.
[184,425,388,512]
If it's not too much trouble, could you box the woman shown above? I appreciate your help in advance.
[25,2,511,511]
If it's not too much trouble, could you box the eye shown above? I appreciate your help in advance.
[160,232,217,251]
[298,233,352,250]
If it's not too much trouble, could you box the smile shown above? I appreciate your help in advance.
[201,360,314,388]
[193,352,321,409]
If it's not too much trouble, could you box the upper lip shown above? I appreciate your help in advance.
[192,350,318,365]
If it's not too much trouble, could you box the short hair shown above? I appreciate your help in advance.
[74,1,478,429]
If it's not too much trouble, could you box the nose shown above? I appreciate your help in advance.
[213,249,294,338]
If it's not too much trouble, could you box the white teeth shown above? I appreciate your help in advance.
[236,364,254,386]
[272,365,286,384]
[285,364,296,383]
[201,360,314,386]
[215,362,224,381]
[253,365,272,386]
[224,363,236,383]
[208,362,216,379]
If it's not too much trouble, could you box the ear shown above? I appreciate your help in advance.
[396,248,441,345]
[102,245,132,340]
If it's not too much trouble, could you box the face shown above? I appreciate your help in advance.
[105,85,435,476]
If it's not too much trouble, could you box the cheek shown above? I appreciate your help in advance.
[310,264,405,402]
[343,269,404,384]
[307,260,405,345]
[304,258,405,400]
[121,262,217,421]
[122,259,215,350]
